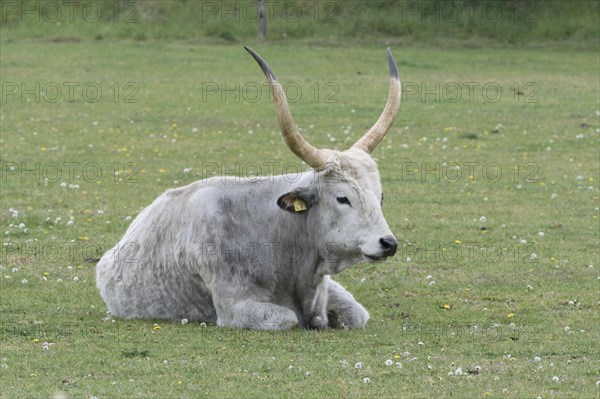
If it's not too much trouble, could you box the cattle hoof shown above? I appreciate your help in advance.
[329,306,370,329]
[307,315,329,330]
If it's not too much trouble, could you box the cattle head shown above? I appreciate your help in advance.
[245,46,401,273]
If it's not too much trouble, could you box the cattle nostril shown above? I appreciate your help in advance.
[379,236,398,257]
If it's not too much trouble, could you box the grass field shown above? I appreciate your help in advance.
[1,0,598,46]
[1,38,599,398]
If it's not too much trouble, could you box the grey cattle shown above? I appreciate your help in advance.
[96,46,402,330]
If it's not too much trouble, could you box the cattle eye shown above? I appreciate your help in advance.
[336,196,351,206]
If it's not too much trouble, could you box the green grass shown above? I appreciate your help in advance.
[1,40,599,398]
[1,0,598,47]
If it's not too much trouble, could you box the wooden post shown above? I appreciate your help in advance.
[258,0,267,41]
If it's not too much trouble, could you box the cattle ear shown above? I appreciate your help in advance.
[277,187,317,214]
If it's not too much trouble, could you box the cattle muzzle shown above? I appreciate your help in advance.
[380,235,398,257]
[365,235,398,261]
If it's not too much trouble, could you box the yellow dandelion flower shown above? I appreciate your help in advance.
[32,338,39,343]
[443,304,451,310]
[454,240,461,245]
[394,355,400,359]
[153,324,161,331]
[507,313,514,318]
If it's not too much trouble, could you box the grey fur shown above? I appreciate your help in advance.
[96,49,401,330]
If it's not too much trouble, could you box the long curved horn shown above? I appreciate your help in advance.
[352,48,401,153]
[244,46,328,169]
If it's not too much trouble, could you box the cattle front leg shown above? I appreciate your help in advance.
[326,278,370,329]
[301,280,329,330]
[216,299,299,330]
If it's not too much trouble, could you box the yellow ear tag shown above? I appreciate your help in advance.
[293,199,307,212]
